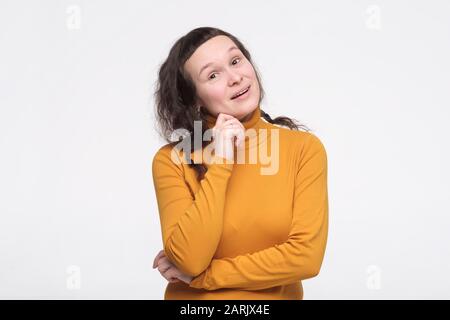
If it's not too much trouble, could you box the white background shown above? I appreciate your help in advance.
[1,0,449,299]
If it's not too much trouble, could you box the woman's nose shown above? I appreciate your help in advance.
[228,70,243,85]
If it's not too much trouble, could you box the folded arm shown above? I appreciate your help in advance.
[189,134,329,291]
[152,146,233,277]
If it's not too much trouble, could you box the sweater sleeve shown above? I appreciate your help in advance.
[152,146,234,277]
[189,134,328,291]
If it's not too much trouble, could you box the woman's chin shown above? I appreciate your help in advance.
[234,105,258,121]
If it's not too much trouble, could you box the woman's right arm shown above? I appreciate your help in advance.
[152,114,244,277]
[152,147,233,277]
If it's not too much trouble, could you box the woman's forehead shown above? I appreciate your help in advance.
[186,36,239,75]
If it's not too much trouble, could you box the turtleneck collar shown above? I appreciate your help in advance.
[205,105,263,130]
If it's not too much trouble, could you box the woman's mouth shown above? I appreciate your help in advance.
[231,85,251,100]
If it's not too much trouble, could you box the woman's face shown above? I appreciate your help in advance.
[184,35,260,121]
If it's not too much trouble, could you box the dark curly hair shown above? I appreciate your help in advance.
[153,27,310,181]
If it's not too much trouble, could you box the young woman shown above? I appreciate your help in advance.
[151,27,328,300]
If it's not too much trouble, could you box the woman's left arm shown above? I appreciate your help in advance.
[188,134,329,291]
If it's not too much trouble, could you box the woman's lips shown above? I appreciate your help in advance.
[231,85,251,100]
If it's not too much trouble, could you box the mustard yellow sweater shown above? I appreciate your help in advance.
[151,105,328,300]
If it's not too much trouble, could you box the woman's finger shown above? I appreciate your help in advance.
[162,266,179,281]
[157,257,173,274]
[176,273,193,284]
[215,113,236,126]
[152,250,165,269]
[220,118,240,128]
[160,264,192,284]
[215,121,241,136]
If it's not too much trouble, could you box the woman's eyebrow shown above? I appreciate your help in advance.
[198,46,240,77]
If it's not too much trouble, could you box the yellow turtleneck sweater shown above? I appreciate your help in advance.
[151,105,328,300]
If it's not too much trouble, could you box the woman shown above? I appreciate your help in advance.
[151,27,328,300]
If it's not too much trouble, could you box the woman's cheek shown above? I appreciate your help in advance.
[207,86,227,103]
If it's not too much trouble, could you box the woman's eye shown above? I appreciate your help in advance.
[208,58,241,80]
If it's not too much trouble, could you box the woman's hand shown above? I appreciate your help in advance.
[212,113,246,161]
[152,250,194,284]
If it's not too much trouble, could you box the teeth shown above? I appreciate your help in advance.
[233,86,249,99]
